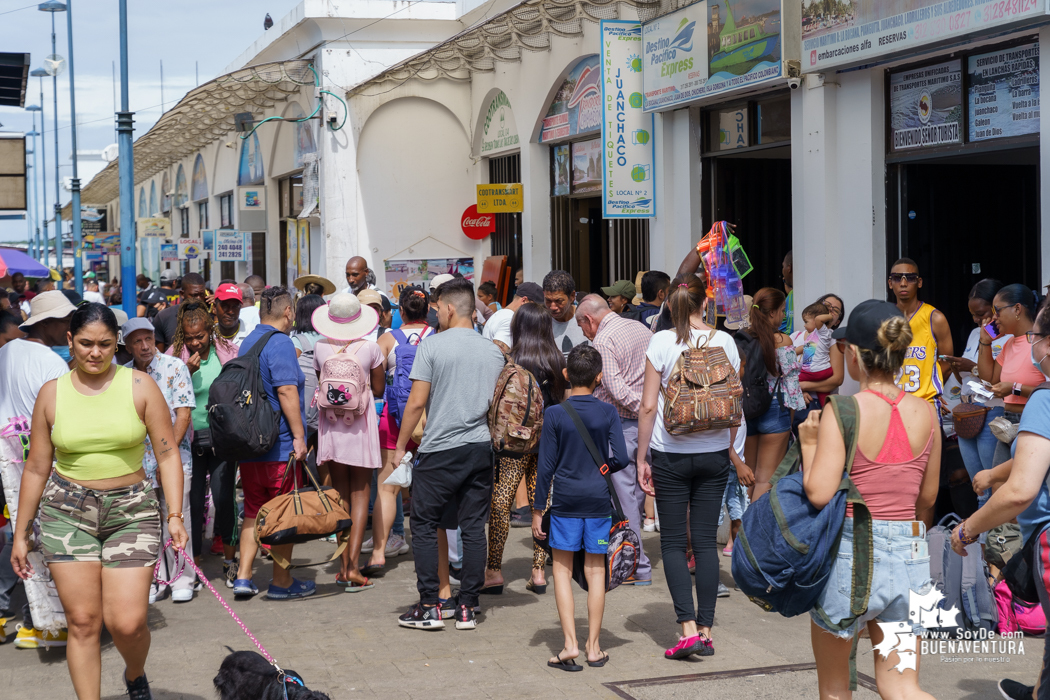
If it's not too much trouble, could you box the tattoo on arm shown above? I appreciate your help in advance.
[24,520,33,536]
[135,377,142,384]
[158,447,174,457]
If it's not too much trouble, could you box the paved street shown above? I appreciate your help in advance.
[0,526,1041,699]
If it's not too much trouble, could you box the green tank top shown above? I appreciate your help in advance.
[52,365,147,480]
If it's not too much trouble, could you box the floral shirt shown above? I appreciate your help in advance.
[771,345,806,411]
[125,353,194,480]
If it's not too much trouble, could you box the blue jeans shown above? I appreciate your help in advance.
[369,470,404,537]
[957,405,1003,508]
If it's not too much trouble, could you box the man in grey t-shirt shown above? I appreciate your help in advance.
[392,278,504,630]
[543,270,589,357]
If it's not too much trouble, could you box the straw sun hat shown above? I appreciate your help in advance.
[311,293,379,342]
[293,274,336,296]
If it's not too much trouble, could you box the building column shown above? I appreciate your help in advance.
[519,140,551,283]
[650,107,701,274]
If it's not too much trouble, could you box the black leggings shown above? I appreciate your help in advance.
[190,432,237,557]
[651,448,730,627]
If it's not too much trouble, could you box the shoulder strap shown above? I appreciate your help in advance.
[245,330,279,360]
[561,401,627,523]
[390,328,409,346]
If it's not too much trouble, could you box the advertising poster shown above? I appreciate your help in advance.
[297,220,310,276]
[890,60,963,151]
[238,186,265,211]
[539,56,602,142]
[202,229,215,256]
[160,244,179,262]
[480,91,520,155]
[968,42,1040,142]
[804,0,1042,72]
[572,139,603,194]
[191,154,208,201]
[285,219,299,285]
[137,217,170,238]
[237,132,264,186]
[601,21,655,218]
[383,258,475,298]
[178,238,203,261]
[289,103,317,169]
[215,229,248,262]
[718,106,749,149]
[642,0,781,111]
[553,144,571,196]
[80,206,107,238]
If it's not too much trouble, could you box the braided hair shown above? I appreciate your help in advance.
[171,301,233,357]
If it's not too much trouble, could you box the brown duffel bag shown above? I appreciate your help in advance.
[254,453,352,569]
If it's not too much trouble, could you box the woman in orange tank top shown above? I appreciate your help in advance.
[799,300,942,700]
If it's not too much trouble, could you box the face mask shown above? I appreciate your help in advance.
[52,345,70,362]
[1031,344,1050,379]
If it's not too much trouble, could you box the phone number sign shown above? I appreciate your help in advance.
[213,230,251,262]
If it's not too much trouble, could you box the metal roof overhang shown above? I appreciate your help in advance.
[0,53,30,108]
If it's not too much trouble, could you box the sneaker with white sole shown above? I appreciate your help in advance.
[643,518,656,532]
[717,582,731,598]
[454,604,477,630]
[398,603,445,630]
[386,534,410,557]
[223,559,238,589]
[361,537,375,554]
[171,588,194,603]
[124,670,154,700]
[998,679,1035,700]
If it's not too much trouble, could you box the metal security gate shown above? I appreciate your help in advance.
[488,154,522,287]
[550,194,649,294]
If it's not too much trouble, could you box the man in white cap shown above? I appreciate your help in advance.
[122,317,197,603]
[0,290,75,647]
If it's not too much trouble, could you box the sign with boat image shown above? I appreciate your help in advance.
[642,0,786,111]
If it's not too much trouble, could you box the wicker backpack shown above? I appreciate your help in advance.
[662,331,743,434]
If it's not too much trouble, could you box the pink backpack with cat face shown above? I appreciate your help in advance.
[317,341,370,425]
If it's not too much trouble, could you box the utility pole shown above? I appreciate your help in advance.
[118,0,136,315]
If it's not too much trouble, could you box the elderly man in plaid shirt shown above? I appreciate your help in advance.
[575,294,653,585]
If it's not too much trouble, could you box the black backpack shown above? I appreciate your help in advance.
[207,330,281,461]
[734,329,777,420]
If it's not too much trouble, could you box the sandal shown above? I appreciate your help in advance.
[587,652,610,668]
[547,653,582,672]
[525,579,547,595]
[360,564,384,577]
[344,577,375,593]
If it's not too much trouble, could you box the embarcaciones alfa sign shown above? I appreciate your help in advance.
[461,205,496,240]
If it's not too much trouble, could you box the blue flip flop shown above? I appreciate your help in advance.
[265,578,316,600]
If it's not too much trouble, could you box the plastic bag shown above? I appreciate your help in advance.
[384,450,414,488]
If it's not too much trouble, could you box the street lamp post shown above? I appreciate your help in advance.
[25,159,33,259]
[28,70,49,269]
[118,0,136,315]
[39,1,66,290]
[61,1,82,294]
[26,117,42,263]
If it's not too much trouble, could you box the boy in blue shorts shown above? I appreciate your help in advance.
[533,346,629,671]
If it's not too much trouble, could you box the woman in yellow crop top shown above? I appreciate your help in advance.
[10,303,187,700]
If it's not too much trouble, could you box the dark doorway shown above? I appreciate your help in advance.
[889,147,1041,353]
[703,146,793,294]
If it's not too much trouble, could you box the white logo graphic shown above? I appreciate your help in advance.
[875,589,960,673]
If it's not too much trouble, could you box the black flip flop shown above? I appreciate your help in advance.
[547,654,582,672]
[526,579,547,595]
[587,652,609,668]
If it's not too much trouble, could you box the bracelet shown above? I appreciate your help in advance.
[166,513,184,522]
[957,520,979,545]
[979,341,992,346]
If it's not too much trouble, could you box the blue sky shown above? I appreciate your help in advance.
[0,0,301,243]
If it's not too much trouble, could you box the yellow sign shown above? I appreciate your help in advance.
[137,217,171,238]
[476,183,523,213]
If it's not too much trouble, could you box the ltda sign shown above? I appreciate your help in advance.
[476,183,523,213]
[461,205,496,240]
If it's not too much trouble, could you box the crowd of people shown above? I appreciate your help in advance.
[4,246,1050,700]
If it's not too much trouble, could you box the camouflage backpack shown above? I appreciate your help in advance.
[488,343,544,457]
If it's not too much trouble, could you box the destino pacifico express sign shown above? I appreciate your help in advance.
[804,0,1044,72]
[601,20,655,218]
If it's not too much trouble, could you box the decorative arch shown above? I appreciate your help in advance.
[191,153,208,201]
[138,187,147,218]
[473,89,520,158]
[174,165,188,208]
[149,182,158,216]
[238,132,265,186]
[532,54,601,144]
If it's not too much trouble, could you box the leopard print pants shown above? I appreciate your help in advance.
[486,453,547,572]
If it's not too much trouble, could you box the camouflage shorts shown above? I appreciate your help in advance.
[38,473,161,568]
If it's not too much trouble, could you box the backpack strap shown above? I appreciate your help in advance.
[246,329,279,360]
[561,401,628,525]
[389,328,409,346]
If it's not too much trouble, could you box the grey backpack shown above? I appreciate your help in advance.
[293,332,319,433]
[928,513,998,636]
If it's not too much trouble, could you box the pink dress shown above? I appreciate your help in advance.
[313,338,383,468]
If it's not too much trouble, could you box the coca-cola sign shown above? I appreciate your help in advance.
[461,205,495,240]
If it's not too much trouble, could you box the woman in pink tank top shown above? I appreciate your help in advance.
[799,300,942,700]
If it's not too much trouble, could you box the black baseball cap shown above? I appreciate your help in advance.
[515,282,544,304]
[832,300,904,351]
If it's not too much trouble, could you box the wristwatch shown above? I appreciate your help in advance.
[1013,382,1023,396]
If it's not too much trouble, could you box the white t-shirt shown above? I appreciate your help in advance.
[800,325,835,373]
[482,307,514,347]
[83,290,106,305]
[646,328,741,453]
[233,306,261,347]
[0,339,69,426]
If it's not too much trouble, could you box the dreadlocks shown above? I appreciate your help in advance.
[171,301,233,357]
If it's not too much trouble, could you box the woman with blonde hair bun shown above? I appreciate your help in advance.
[800,300,941,699]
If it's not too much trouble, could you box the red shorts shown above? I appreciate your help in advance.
[240,461,296,519]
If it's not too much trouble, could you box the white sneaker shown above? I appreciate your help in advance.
[171,588,194,603]
[643,518,656,532]
[148,584,167,605]
[361,537,374,554]
[386,534,410,557]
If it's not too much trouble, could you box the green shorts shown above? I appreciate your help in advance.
[38,473,161,568]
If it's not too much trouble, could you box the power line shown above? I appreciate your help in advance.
[0,3,40,17]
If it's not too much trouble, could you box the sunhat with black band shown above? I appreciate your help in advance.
[831,299,905,352]
[311,292,379,342]
[293,274,336,296]
[19,290,77,331]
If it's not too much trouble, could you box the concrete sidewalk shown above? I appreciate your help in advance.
[0,527,1041,698]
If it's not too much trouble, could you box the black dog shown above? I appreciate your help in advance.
[214,650,330,700]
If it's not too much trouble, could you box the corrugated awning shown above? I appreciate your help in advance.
[0,53,30,108]
[67,59,315,216]
[347,0,659,95]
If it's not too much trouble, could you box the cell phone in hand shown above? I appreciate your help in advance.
[984,320,1001,339]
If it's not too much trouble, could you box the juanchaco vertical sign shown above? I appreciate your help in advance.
[601,20,655,219]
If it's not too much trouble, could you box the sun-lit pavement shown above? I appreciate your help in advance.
[0,526,1041,699]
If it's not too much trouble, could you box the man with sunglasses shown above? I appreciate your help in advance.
[888,258,954,410]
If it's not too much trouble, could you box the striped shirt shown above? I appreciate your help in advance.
[592,312,652,420]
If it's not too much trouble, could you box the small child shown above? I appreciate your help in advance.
[796,302,836,407]
[533,346,629,671]
[477,281,501,314]
[721,416,753,557]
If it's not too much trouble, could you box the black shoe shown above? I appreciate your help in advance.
[998,679,1035,700]
[124,670,153,700]
[398,603,445,630]
[449,564,462,585]
[454,604,477,630]
[509,506,531,528]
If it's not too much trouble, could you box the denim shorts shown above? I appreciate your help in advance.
[810,517,932,638]
[746,400,793,436]
[549,515,611,554]
[719,468,749,524]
